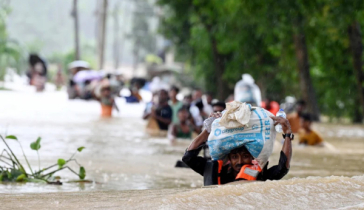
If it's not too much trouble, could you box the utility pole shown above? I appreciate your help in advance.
[113,2,120,69]
[72,0,80,60]
[97,0,108,69]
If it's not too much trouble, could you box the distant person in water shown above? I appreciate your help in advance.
[202,92,214,117]
[183,94,193,109]
[125,87,142,103]
[182,112,293,186]
[192,88,203,104]
[27,54,47,92]
[212,101,226,113]
[287,100,306,133]
[298,113,324,146]
[168,107,201,142]
[54,65,64,90]
[143,89,172,131]
[189,99,204,130]
[98,84,119,117]
[169,86,183,124]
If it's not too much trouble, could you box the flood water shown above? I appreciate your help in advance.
[1,89,364,209]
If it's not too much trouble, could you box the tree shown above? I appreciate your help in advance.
[129,0,156,74]
[157,0,364,123]
[0,0,21,81]
[96,0,108,69]
[71,0,80,60]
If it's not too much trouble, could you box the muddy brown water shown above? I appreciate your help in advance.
[0,90,364,209]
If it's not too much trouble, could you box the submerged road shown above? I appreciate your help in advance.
[0,89,364,209]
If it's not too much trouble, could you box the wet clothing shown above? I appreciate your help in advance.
[101,104,112,117]
[287,112,301,133]
[169,100,183,124]
[182,145,289,186]
[298,129,323,145]
[125,95,140,103]
[175,124,193,139]
[155,105,173,130]
[101,97,113,106]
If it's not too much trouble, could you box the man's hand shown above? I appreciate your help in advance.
[203,112,222,133]
[270,116,292,134]
[150,108,157,118]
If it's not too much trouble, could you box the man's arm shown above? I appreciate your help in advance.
[153,114,171,124]
[187,112,222,151]
[152,107,172,125]
[112,98,119,112]
[168,124,177,142]
[187,130,210,150]
[183,126,209,176]
[270,116,292,169]
[182,112,222,176]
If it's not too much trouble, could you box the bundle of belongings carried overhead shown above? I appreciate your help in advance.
[207,101,276,170]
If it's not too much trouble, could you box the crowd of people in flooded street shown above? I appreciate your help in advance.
[23,57,328,186]
[141,87,324,148]
[25,57,324,147]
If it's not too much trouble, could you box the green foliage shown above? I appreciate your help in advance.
[57,159,66,168]
[129,0,157,62]
[30,137,41,151]
[5,135,17,140]
[0,1,23,80]
[79,166,86,180]
[0,135,87,183]
[158,0,364,122]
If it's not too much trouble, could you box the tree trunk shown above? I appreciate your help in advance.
[113,3,120,69]
[132,40,139,77]
[348,21,364,123]
[293,31,320,121]
[72,0,80,60]
[97,0,108,69]
[209,33,230,101]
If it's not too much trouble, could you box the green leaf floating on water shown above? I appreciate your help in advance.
[79,166,86,180]
[57,159,66,168]
[77,147,85,152]
[5,135,17,140]
[16,174,26,182]
[30,137,41,151]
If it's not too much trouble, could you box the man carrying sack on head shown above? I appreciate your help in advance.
[182,101,293,186]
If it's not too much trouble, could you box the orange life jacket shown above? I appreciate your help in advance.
[216,161,262,184]
[235,164,262,181]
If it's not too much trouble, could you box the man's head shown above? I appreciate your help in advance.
[169,86,180,100]
[296,100,306,114]
[183,94,192,106]
[158,89,169,104]
[212,101,226,113]
[300,113,312,130]
[228,146,253,173]
[101,86,111,97]
[177,107,190,122]
[264,97,272,110]
[192,89,202,101]
[204,92,213,105]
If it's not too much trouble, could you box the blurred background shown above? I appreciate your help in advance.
[0,0,363,123]
[0,1,364,208]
